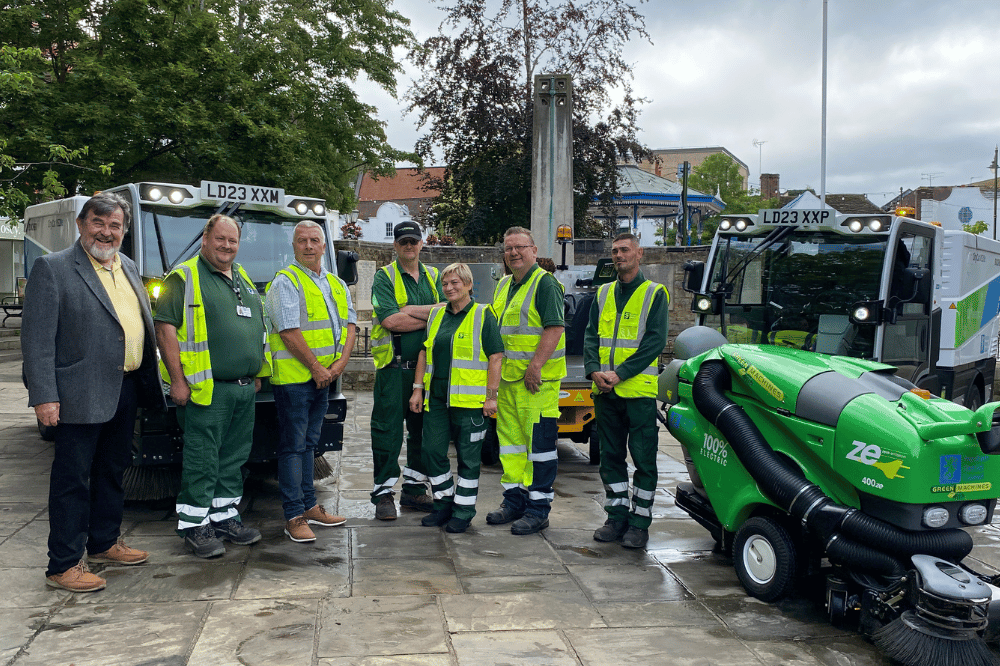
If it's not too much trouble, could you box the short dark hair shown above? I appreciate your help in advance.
[203,214,242,239]
[612,232,639,245]
[77,193,131,231]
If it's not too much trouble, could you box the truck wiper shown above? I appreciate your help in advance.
[723,226,794,287]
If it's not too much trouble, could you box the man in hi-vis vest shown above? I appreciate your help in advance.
[369,221,442,520]
[155,214,270,559]
[488,227,566,535]
[584,233,669,549]
[266,221,356,543]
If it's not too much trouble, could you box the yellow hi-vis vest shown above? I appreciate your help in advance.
[594,279,668,399]
[491,269,566,382]
[266,265,351,386]
[371,262,440,370]
[158,257,271,406]
[422,303,490,410]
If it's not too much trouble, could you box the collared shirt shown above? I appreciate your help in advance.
[429,299,504,400]
[265,260,357,340]
[87,252,144,372]
[501,263,565,328]
[371,260,444,362]
[154,256,266,380]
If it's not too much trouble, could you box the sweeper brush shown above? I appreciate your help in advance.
[660,327,1000,666]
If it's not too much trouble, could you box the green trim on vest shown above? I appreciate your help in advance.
[491,270,566,381]
[371,262,440,369]
[266,265,350,385]
[423,303,490,409]
[593,279,667,398]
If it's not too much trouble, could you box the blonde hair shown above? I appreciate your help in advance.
[441,262,473,286]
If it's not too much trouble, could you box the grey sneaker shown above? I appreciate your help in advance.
[375,494,397,521]
[621,526,649,549]
[212,518,261,545]
[185,524,226,558]
[593,519,629,542]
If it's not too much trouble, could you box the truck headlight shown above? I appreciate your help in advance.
[295,202,308,214]
[959,503,988,525]
[922,506,950,528]
[312,203,325,216]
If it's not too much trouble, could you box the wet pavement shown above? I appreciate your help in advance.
[3,357,1000,665]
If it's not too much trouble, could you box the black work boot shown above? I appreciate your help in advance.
[421,507,453,527]
[212,518,261,545]
[593,518,629,542]
[185,524,225,559]
[486,503,523,525]
[621,526,649,549]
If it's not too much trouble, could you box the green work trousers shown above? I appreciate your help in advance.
[175,381,256,531]
[594,392,658,529]
[421,397,485,521]
[370,366,429,503]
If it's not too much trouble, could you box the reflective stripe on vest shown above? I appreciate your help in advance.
[371,262,440,370]
[423,303,489,409]
[266,265,350,385]
[594,279,668,399]
[491,269,566,382]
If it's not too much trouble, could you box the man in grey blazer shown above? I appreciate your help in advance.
[22,192,166,593]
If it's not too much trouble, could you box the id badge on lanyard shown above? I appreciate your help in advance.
[233,278,252,318]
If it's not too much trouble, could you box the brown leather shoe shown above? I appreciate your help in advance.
[284,516,316,543]
[89,537,149,565]
[46,560,106,593]
[303,504,346,527]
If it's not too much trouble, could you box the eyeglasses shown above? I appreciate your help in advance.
[503,244,533,254]
[397,238,419,247]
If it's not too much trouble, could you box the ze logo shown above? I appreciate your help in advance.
[622,312,633,320]
[847,440,881,465]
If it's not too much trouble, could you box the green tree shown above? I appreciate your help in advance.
[688,153,745,203]
[964,221,989,235]
[407,0,651,246]
[0,0,415,213]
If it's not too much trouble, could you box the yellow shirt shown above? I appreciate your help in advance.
[87,252,145,372]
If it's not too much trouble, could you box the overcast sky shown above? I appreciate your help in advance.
[357,0,1000,206]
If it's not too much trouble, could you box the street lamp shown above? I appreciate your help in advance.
[555,224,573,270]
[990,147,998,240]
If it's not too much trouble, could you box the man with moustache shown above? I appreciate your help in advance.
[488,227,566,535]
[585,233,669,549]
[23,192,166,592]
[155,214,270,558]
[368,221,442,520]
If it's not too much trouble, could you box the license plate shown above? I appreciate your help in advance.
[759,209,833,225]
[201,181,285,205]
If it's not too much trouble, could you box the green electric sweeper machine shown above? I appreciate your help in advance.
[659,209,1000,666]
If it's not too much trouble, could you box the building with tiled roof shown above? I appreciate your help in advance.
[630,147,750,190]
[779,189,883,214]
[354,167,446,224]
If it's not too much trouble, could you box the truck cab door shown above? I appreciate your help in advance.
[877,224,936,390]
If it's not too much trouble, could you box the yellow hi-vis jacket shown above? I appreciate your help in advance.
[371,262,440,370]
[422,303,490,410]
[492,269,566,382]
[158,257,271,406]
[266,265,351,386]
[594,279,668,398]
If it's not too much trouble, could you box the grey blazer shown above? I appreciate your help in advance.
[22,240,166,424]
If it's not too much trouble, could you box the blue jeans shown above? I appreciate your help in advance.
[274,381,330,521]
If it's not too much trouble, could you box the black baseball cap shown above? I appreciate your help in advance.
[393,221,422,241]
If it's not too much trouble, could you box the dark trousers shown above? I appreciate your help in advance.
[274,381,330,521]
[369,367,428,502]
[47,376,137,576]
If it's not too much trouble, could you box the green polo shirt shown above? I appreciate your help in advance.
[371,260,444,362]
[154,255,266,380]
[583,269,669,382]
[499,264,565,328]
[429,300,504,400]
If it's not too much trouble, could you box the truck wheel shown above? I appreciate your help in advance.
[481,420,500,466]
[966,384,984,412]
[37,419,55,441]
[733,516,798,602]
[589,426,601,466]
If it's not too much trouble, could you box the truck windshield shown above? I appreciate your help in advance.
[139,206,329,286]
[704,230,888,358]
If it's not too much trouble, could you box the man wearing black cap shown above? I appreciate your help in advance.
[368,221,443,520]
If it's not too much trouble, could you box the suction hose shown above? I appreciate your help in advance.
[692,360,972,575]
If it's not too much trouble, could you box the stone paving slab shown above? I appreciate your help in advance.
[317,596,449,657]
[188,598,319,666]
[449,630,579,665]
[442,589,606,632]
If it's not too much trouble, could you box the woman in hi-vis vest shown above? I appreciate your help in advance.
[408,263,504,533]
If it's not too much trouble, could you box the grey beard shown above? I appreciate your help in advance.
[83,239,118,263]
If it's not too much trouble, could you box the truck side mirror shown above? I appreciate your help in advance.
[682,260,705,293]
[336,250,359,286]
